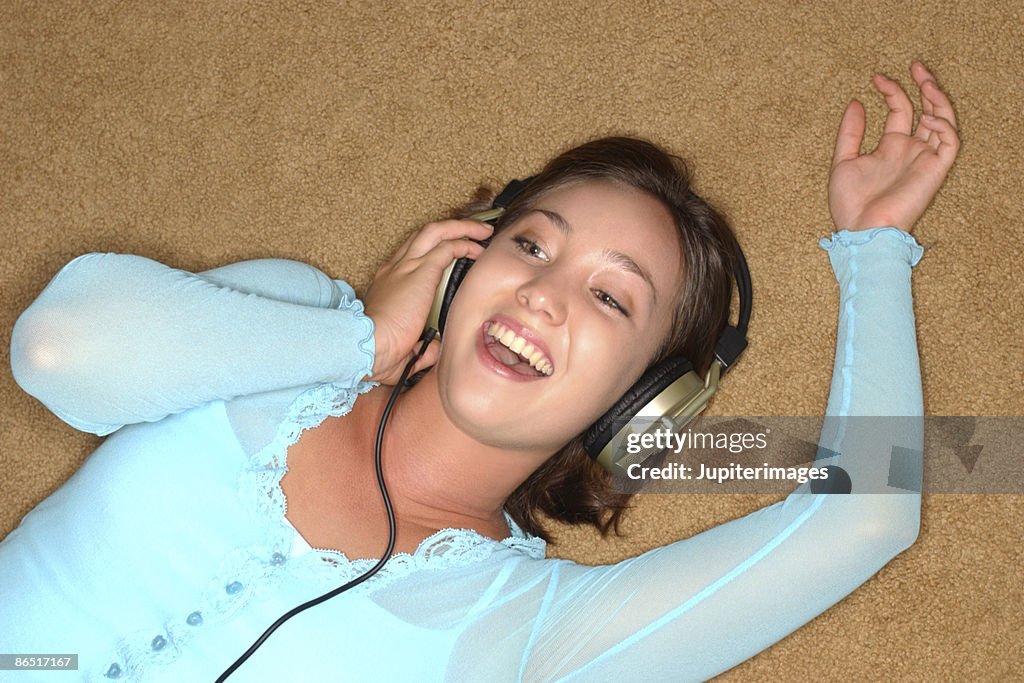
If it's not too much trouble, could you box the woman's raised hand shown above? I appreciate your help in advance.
[828,61,960,233]
[362,219,493,385]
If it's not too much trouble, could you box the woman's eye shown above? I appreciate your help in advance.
[594,290,629,317]
[512,237,548,261]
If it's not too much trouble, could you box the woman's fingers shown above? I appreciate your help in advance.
[910,62,957,152]
[401,219,493,261]
[832,99,866,169]
[386,219,492,265]
[918,114,961,167]
[374,232,486,310]
[912,62,958,129]
[417,233,487,271]
[913,68,936,146]
[874,73,915,136]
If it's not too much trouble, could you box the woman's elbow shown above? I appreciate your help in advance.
[10,306,75,403]
[852,492,922,558]
[9,253,111,403]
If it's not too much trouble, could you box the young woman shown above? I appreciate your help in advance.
[1,62,957,681]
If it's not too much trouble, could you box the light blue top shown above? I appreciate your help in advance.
[1,228,924,682]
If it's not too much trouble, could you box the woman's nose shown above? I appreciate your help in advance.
[516,275,567,325]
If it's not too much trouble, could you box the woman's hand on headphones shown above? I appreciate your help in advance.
[828,61,959,233]
[363,219,493,385]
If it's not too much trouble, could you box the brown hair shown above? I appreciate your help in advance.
[456,136,739,543]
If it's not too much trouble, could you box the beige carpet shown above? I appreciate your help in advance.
[2,1,1021,680]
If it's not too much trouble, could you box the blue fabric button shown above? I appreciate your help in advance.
[226,580,243,595]
[151,635,167,651]
[104,662,122,678]
[271,551,286,566]
[187,611,203,626]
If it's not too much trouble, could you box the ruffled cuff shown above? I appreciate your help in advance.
[332,279,376,381]
[818,227,925,268]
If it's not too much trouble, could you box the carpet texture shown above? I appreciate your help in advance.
[2,1,1021,680]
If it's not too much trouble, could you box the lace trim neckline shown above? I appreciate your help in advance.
[281,508,529,562]
[244,380,546,586]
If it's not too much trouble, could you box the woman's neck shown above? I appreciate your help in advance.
[360,372,549,537]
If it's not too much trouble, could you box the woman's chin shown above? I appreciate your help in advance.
[436,389,581,455]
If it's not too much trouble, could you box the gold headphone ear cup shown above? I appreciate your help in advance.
[584,357,695,462]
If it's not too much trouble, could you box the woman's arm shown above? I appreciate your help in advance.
[518,229,924,682]
[196,257,359,309]
[9,254,375,435]
[515,62,958,681]
[9,194,497,438]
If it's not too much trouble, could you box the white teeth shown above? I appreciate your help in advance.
[486,322,553,376]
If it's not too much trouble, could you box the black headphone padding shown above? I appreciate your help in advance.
[582,356,694,459]
[437,255,478,337]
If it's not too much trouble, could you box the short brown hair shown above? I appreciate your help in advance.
[456,136,739,542]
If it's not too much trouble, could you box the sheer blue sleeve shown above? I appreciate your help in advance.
[9,254,375,436]
[516,228,925,681]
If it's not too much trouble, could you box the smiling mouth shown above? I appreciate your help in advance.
[483,321,554,377]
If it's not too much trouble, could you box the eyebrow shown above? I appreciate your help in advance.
[530,208,658,304]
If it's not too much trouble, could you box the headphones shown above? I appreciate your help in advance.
[425,178,752,478]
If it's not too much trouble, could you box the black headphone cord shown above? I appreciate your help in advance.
[216,329,437,682]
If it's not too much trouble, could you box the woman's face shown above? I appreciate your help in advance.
[435,179,684,454]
